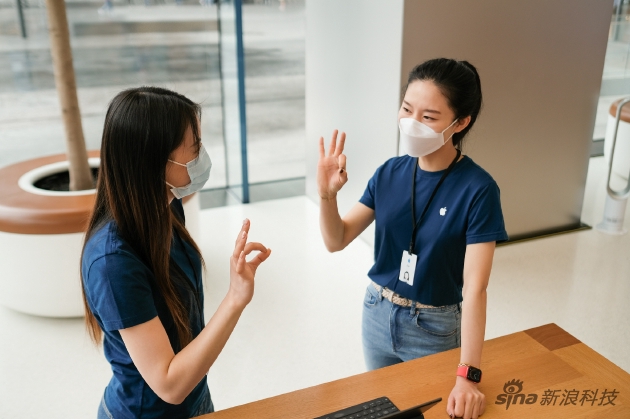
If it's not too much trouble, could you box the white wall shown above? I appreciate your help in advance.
[305,0,404,246]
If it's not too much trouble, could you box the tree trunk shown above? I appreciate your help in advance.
[45,0,93,191]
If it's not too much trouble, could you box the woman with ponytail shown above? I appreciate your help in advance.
[81,87,271,419]
[318,58,507,419]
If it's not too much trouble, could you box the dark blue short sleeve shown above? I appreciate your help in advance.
[466,183,509,245]
[359,169,378,209]
[85,253,158,331]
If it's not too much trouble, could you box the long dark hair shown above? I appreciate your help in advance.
[406,58,483,148]
[82,86,204,350]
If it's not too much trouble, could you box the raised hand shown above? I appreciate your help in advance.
[228,219,272,310]
[317,130,348,200]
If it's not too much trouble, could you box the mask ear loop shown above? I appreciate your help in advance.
[168,159,187,167]
[442,119,459,144]
[169,145,203,168]
[166,160,191,190]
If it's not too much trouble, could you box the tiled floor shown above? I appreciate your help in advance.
[1,156,629,418]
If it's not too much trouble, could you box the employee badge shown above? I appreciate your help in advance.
[399,250,417,286]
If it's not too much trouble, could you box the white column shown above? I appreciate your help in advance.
[305,0,404,245]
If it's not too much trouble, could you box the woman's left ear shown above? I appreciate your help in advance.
[454,116,472,133]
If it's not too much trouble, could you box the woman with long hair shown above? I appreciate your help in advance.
[317,58,507,419]
[81,86,271,419]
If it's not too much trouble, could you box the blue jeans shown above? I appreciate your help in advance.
[361,283,461,370]
[97,385,214,419]
[97,397,113,419]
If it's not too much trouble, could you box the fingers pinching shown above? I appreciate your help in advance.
[338,154,347,173]
[243,242,267,256]
[249,248,272,269]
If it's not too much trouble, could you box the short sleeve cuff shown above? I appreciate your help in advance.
[359,196,375,210]
[102,310,158,332]
[466,231,509,245]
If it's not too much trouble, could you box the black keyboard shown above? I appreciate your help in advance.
[314,397,400,419]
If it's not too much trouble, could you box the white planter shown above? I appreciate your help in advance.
[0,230,87,317]
[0,157,98,318]
[18,158,100,196]
[0,155,200,318]
[0,193,200,318]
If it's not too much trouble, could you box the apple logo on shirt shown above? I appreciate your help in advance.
[440,207,447,216]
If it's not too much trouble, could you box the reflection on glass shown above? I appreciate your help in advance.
[606,1,630,79]
[218,0,249,203]
[0,1,224,188]
[594,1,630,141]
[240,0,305,185]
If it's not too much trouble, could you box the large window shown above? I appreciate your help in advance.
[0,0,306,203]
[594,0,630,146]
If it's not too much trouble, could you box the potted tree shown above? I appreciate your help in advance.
[0,0,200,317]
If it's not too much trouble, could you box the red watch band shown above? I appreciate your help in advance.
[457,365,468,377]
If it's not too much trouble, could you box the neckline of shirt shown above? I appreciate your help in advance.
[413,154,470,177]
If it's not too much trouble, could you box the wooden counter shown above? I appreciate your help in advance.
[198,324,630,418]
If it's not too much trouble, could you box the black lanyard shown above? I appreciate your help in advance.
[409,149,461,254]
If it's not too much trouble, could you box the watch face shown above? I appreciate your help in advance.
[467,367,482,383]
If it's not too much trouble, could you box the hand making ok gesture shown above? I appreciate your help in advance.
[317,129,348,200]
[228,219,271,310]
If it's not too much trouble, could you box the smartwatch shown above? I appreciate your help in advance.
[457,364,482,383]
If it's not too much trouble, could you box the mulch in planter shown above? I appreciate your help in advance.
[34,168,98,192]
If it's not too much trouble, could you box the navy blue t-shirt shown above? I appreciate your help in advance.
[360,155,508,306]
[82,199,208,419]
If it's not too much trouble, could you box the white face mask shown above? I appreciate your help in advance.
[399,118,458,157]
[165,144,212,199]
